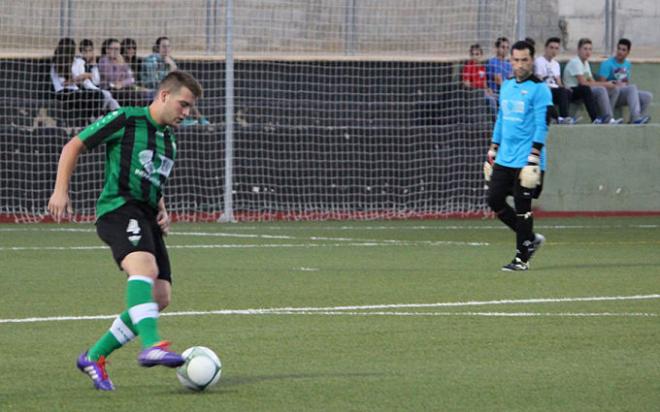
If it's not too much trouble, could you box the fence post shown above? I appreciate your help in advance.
[219,0,236,223]
[344,0,357,55]
[605,0,617,54]
[516,0,526,40]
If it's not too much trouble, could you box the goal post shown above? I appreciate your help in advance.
[0,0,518,222]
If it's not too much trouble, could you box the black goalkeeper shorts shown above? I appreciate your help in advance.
[96,201,172,283]
[489,163,544,200]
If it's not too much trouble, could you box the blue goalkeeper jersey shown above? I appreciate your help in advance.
[492,75,552,170]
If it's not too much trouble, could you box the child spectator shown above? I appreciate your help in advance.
[486,37,512,95]
[72,39,120,111]
[461,43,497,114]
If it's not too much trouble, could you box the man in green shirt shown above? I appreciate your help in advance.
[48,70,203,391]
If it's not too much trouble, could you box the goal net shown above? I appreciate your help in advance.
[0,0,517,222]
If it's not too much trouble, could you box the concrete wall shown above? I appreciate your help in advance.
[538,124,660,212]
[524,0,561,50]
[556,0,660,57]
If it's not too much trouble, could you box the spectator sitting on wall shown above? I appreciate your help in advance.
[72,39,120,111]
[98,38,135,91]
[121,38,142,85]
[461,43,497,114]
[596,38,653,124]
[50,37,106,124]
[562,38,622,124]
[99,38,149,106]
[534,37,575,124]
[142,36,208,126]
[486,37,512,96]
[141,36,178,90]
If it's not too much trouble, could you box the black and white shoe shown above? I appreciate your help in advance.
[527,233,546,264]
[501,257,529,271]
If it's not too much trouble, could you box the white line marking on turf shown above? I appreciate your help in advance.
[0,239,487,252]
[173,231,294,239]
[262,294,660,312]
[1,223,658,234]
[1,294,657,324]
[260,311,658,317]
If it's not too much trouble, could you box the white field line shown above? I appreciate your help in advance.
[258,311,658,317]
[1,223,658,234]
[1,294,658,324]
[235,294,660,312]
[0,239,487,252]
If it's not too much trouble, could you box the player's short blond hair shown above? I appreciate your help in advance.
[158,70,203,98]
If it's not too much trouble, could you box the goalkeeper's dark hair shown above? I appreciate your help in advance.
[158,70,203,98]
[511,40,535,57]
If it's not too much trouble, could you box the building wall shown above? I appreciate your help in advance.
[557,0,660,57]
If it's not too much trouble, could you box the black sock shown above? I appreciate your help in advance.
[496,204,517,232]
[514,197,534,261]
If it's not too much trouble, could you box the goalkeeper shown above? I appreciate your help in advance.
[483,40,552,271]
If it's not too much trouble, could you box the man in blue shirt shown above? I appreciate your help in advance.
[483,40,552,271]
[486,37,513,95]
[597,38,653,124]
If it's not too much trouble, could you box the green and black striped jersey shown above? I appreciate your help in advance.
[78,107,177,219]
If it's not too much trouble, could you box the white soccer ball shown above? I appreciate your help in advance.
[176,346,222,391]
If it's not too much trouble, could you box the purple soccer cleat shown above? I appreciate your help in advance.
[137,341,185,368]
[77,351,115,391]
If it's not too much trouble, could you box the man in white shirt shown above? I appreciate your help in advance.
[562,38,622,124]
[534,37,575,124]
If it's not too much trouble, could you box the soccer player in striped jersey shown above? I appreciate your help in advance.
[484,40,552,271]
[48,71,203,390]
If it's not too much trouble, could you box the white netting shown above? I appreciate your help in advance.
[0,0,517,222]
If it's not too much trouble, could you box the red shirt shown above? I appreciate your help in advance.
[461,60,487,89]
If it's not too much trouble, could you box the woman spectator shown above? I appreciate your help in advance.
[121,38,142,84]
[98,38,146,105]
[141,36,208,125]
[98,38,135,91]
[50,38,105,124]
[141,36,178,90]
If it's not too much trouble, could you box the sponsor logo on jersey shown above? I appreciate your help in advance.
[135,150,174,187]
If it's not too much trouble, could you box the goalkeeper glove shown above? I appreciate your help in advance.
[483,146,498,182]
[519,153,541,189]
[483,161,493,183]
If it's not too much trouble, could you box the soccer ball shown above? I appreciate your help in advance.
[176,346,222,391]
